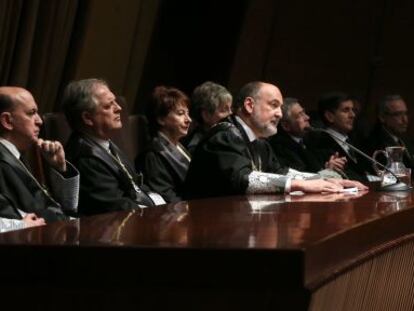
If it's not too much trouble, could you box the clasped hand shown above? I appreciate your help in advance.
[37,138,67,172]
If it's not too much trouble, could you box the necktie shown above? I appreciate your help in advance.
[345,138,357,162]
[108,142,154,207]
[298,139,306,149]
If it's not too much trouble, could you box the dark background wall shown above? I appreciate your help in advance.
[1,0,413,134]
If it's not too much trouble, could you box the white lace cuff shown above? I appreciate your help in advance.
[0,218,26,233]
[50,161,79,213]
[286,168,319,180]
[246,171,289,194]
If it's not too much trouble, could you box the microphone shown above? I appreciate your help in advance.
[309,126,413,191]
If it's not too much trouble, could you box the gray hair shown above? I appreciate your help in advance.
[232,81,263,112]
[378,94,405,116]
[191,81,232,124]
[281,97,300,122]
[62,78,108,130]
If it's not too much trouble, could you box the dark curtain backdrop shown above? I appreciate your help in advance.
[1,0,413,133]
[0,0,80,112]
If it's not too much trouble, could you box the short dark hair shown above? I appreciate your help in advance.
[232,81,263,112]
[318,92,352,125]
[62,78,108,130]
[190,81,232,124]
[146,86,189,136]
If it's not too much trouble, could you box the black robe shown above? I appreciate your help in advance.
[136,134,190,203]
[305,130,370,182]
[65,132,154,216]
[182,126,206,155]
[268,130,325,172]
[184,115,287,199]
[365,123,414,171]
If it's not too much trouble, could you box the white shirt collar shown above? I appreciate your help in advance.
[86,134,110,152]
[288,134,302,144]
[0,138,21,159]
[325,127,351,153]
[235,115,257,142]
[326,127,348,141]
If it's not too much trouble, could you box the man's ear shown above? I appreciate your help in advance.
[280,119,290,132]
[243,97,255,114]
[201,109,212,125]
[324,110,335,124]
[81,111,94,127]
[0,112,13,131]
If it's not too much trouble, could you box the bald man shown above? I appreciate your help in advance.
[185,81,367,199]
[0,87,79,232]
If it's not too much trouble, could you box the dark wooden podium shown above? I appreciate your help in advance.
[1,190,414,310]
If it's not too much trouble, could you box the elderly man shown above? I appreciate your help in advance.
[366,94,414,169]
[268,97,346,177]
[0,87,79,232]
[184,82,366,199]
[63,78,165,216]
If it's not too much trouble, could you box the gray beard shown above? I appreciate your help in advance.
[251,111,278,138]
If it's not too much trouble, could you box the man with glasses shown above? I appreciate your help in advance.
[366,94,414,170]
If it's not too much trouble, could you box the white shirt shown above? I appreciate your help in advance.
[325,127,353,157]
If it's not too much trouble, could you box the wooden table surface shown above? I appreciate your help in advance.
[1,189,413,310]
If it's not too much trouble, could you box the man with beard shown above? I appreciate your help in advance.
[184,82,367,199]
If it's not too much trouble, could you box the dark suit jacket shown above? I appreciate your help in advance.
[365,123,414,170]
[65,132,154,216]
[0,143,71,222]
[184,115,287,199]
[136,134,190,203]
[268,130,324,172]
[306,130,369,182]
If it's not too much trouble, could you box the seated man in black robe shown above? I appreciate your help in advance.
[63,79,165,216]
[184,82,367,199]
[268,97,346,178]
[0,87,79,232]
[365,94,414,170]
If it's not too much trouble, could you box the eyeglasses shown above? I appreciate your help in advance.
[384,111,408,118]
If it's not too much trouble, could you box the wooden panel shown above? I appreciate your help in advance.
[310,240,414,311]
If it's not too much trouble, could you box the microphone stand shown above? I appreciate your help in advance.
[310,127,413,191]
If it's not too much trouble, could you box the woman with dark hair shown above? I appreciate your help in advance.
[136,86,192,203]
